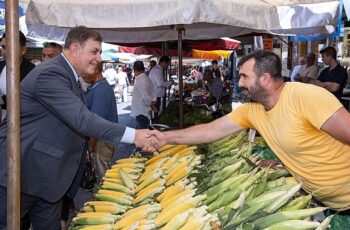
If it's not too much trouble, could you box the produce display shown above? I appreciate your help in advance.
[69,130,332,230]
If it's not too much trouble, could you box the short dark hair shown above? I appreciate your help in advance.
[320,46,337,60]
[133,61,145,72]
[237,50,282,81]
[43,42,62,50]
[159,56,171,64]
[64,26,102,49]
[2,31,27,47]
[211,60,218,65]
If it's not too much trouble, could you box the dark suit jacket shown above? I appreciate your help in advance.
[0,55,126,202]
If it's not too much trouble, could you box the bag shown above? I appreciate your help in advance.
[80,150,97,190]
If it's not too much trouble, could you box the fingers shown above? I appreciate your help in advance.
[134,129,165,153]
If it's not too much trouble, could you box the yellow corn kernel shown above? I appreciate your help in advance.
[161,189,196,210]
[146,145,187,166]
[166,166,191,186]
[158,144,176,152]
[165,162,188,181]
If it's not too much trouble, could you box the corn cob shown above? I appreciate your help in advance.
[254,207,327,229]
[72,224,114,230]
[207,160,244,187]
[100,181,133,195]
[280,195,312,211]
[82,203,126,215]
[178,217,204,230]
[136,178,165,198]
[264,183,302,214]
[105,170,139,181]
[114,205,160,229]
[158,144,176,152]
[316,215,333,230]
[262,219,321,229]
[146,145,187,166]
[72,213,118,225]
[119,168,136,190]
[94,194,132,206]
[157,179,189,202]
[160,189,196,209]
[175,146,197,156]
[97,190,133,201]
[101,177,123,185]
[115,157,147,164]
[165,161,188,181]
[133,185,165,205]
[111,162,144,169]
[135,169,163,193]
[166,165,192,186]
[155,195,206,227]
[161,209,192,230]
[138,159,167,182]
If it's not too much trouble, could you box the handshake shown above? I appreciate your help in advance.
[134,129,167,152]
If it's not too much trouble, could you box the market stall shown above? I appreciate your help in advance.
[68,131,332,229]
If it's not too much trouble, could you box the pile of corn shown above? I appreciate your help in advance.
[69,130,332,230]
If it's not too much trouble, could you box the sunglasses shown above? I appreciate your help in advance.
[43,42,62,49]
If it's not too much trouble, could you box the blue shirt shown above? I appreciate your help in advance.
[86,79,118,123]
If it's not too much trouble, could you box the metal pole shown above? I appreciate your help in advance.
[5,0,21,229]
[176,25,184,128]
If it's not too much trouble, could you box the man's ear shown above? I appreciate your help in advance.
[70,43,80,57]
[260,73,271,86]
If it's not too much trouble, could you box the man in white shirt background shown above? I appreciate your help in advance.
[131,61,156,129]
[149,56,172,122]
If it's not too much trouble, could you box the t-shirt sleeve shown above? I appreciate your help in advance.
[227,103,253,128]
[297,85,343,129]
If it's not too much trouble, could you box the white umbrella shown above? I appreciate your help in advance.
[25,0,339,43]
[25,0,340,127]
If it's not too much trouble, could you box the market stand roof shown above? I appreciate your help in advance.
[25,0,339,43]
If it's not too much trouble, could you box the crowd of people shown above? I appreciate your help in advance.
[1,26,350,229]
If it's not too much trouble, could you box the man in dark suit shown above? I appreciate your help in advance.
[0,26,157,229]
[0,31,36,122]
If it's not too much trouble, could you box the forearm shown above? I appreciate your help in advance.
[162,116,244,145]
[311,81,339,92]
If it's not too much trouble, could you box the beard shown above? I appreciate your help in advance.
[242,79,268,105]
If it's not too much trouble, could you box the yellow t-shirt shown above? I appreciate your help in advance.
[228,82,350,210]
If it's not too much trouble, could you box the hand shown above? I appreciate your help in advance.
[134,129,159,152]
[148,130,167,148]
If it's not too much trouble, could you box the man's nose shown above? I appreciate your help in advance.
[96,54,102,62]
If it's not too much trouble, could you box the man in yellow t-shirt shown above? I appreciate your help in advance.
[152,50,350,214]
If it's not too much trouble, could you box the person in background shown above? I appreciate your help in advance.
[203,69,223,102]
[83,62,118,181]
[131,61,156,129]
[116,66,130,103]
[211,60,222,79]
[146,60,157,76]
[0,31,35,123]
[222,64,231,82]
[295,53,318,82]
[151,50,350,229]
[0,26,158,229]
[103,63,118,90]
[310,46,348,102]
[290,55,306,82]
[149,56,172,122]
[42,42,63,62]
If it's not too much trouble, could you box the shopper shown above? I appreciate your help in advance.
[131,61,156,129]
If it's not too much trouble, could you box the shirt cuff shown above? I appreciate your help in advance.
[121,127,135,144]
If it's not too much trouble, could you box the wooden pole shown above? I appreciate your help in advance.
[5,0,21,229]
[176,25,184,128]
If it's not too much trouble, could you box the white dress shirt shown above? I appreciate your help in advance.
[149,65,171,98]
[131,72,155,118]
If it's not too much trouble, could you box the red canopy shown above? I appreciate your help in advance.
[117,38,240,57]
